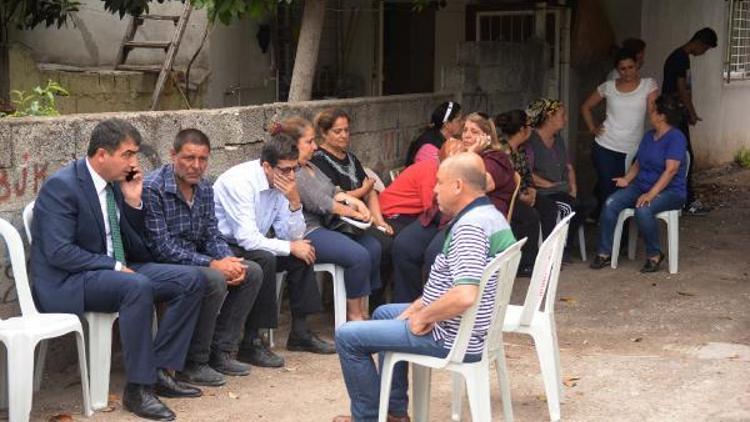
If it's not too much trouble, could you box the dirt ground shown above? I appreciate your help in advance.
[16,165,750,422]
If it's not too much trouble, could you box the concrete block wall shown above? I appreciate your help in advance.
[443,40,547,116]
[0,92,453,319]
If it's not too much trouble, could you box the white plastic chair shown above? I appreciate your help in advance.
[378,238,527,422]
[454,213,573,422]
[25,201,125,411]
[271,263,347,348]
[610,153,689,274]
[0,217,93,421]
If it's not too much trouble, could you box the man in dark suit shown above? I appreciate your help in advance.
[31,118,206,421]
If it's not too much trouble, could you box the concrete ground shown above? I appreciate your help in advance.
[16,165,750,422]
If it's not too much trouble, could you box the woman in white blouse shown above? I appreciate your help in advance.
[581,48,659,215]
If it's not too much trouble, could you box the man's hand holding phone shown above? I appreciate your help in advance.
[121,167,143,208]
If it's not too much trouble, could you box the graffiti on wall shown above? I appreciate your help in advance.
[0,153,49,204]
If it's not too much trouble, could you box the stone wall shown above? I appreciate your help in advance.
[0,92,453,318]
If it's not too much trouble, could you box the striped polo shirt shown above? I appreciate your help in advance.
[422,196,516,355]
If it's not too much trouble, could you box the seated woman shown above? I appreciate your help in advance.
[310,108,393,309]
[590,95,688,273]
[495,109,557,277]
[527,98,596,260]
[281,116,381,321]
[379,138,462,233]
[403,101,463,166]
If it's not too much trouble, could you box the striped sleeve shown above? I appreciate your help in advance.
[447,224,490,286]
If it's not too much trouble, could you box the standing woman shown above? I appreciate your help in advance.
[279,117,381,321]
[403,101,463,166]
[591,96,688,273]
[582,48,658,214]
[527,98,596,259]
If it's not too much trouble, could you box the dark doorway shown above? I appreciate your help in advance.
[382,2,436,95]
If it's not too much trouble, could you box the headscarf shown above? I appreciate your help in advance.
[525,98,563,128]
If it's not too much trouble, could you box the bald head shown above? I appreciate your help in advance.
[441,152,487,192]
[434,152,487,217]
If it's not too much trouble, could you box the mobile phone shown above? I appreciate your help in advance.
[125,170,137,182]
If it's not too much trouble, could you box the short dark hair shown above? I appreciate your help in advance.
[691,27,718,48]
[430,101,462,129]
[261,133,299,167]
[87,118,142,157]
[314,108,351,138]
[654,95,685,127]
[174,128,211,153]
[494,109,528,139]
[621,38,646,55]
[613,47,638,68]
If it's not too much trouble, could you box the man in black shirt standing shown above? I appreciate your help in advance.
[662,27,717,216]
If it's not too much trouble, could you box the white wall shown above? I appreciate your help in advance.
[641,0,750,167]
[11,0,210,68]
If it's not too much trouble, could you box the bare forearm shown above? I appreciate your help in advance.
[413,286,478,324]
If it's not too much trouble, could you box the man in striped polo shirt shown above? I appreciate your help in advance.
[333,153,516,422]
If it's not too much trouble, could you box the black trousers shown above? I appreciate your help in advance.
[510,201,541,268]
[230,246,322,343]
[391,219,445,303]
[82,263,205,385]
[677,118,696,206]
[543,192,597,245]
[186,262,263,363]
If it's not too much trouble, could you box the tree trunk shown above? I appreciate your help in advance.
[0,23,11,111]
[287,0,326,102]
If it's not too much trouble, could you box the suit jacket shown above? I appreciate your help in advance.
[31,159,152,314]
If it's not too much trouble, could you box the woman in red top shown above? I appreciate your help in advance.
[379,139,462,232]
[461,112,516,216]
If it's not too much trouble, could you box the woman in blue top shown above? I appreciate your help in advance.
[591,95,688,273]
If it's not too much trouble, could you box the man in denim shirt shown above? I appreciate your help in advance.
[143,129,263,387]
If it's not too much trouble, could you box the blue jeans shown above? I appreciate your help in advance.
[335,304,480,421]
[307,228,382,298]
[597,184,685,258]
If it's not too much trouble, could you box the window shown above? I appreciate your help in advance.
[476,11,534,43]
[727,0,750,82]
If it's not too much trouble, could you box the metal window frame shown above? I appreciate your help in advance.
[726,0,750,83]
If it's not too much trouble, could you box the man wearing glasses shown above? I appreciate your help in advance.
[213,133,335,368]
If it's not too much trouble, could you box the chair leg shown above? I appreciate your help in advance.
[86,313,116,411]
[532,322,562,421]
[33,340,48,392]
[464,364,492,422]
[0,344,7,409]
[331,268,347,329]
[494,348,515,422]
[74,330,93,416]
[627,217,638,260]
[577,226,587,262]
[451,373,464,421]
[7,338,35,422]
[667,214,679,274]
[611,214,627,269]
[377,354,397,422]
[412,364,432,422]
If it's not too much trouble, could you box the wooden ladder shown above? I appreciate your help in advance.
[114,3,193,110]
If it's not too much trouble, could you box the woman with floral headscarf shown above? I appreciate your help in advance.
[527,98,597,261]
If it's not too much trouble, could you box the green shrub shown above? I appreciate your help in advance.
[735,148,750,169]
[0,80,69,118]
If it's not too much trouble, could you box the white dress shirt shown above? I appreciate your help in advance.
[213,159,306,256]
[85,158,122,270]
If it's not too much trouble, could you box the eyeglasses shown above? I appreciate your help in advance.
[275,164,300,175]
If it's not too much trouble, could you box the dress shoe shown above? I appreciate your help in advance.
[210,351,252,375]
[287,332,336,354]
[155,368,203,398]
[237,339,285,368]
[177,361,226,386]
[123,383,175,421]
[516,265,533,278]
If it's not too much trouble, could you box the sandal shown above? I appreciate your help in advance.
[589,254,611,269]
[640,252,665,273]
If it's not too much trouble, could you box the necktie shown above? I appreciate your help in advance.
[105,184,126,264]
